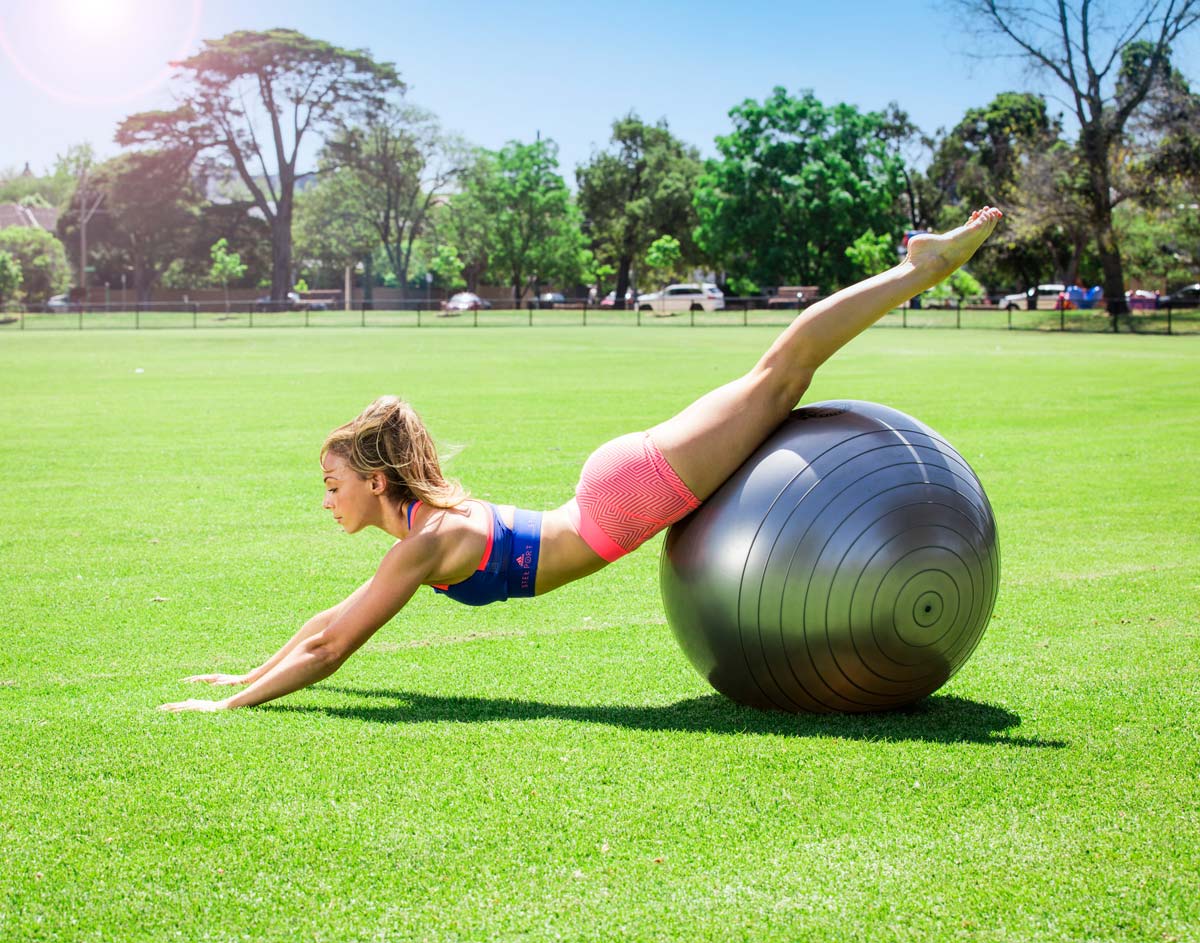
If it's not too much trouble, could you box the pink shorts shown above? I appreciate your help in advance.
[567,431,701,562]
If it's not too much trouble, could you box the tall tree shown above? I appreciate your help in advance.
[323,103,466,298]
[57,150,202,302]
[925,92,1068,290]
[293,166,380,294]
[116,29,402,302]
[694,88,906,291]
[576,115,702,308]
[457,140,588,306]
[961,0,1200,315]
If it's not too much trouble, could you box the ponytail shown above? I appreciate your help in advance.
[321,396,467,508]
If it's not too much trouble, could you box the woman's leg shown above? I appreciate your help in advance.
[649,208,1003,501]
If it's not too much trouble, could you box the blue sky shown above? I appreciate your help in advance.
[2,0,1198,182]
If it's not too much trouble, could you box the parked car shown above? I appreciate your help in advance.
[1161,283,1200,308]
[46,293,72,312]
[637,282,725,314]
[1000,284,1066,311]
[441,291,490,313]
[1125,289,1159,311]
[538,292,566,306]
[600,289,634,308]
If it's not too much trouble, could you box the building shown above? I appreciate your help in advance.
[0,203,59,233]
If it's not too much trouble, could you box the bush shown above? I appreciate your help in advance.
[0,227,71,301]
[0,250,21,306]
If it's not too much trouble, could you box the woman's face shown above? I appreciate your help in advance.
[321,452,379,534]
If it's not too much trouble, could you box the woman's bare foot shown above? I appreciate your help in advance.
[906,207,1003,282]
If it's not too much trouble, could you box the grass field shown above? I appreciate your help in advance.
[2,325,1197,942]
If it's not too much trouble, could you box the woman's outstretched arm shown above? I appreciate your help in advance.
[183,577,376,687]
[159,539,436,712]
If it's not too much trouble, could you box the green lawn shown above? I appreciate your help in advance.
[2,326,1197,942]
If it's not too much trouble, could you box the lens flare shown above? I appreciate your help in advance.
[0,0,203,106]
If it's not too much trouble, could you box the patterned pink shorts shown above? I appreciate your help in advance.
[567,431,701,562]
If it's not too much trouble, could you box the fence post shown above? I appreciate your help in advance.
[1060,305,1065,331]
[192,303,198,329]
[690,307,695,327]
[1007,307,1012,331]
[136,304,140,330]
[361,301,366,328]
[528,304,533,327]
[1167,303,1172,336]
[78,307,83,330]
[956,299,961,330]
[582,301,587,327]
[637,306,641,327]
[743,300,748,327]
[249,306,254,329]
[902,304,907,329]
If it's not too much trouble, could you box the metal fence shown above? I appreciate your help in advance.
[2,298,1196,335]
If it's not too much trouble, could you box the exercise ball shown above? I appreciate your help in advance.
[660,400,999,713]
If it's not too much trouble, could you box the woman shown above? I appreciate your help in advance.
[161,207,1002,712]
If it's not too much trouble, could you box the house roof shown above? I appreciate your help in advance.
[0,203,59,232]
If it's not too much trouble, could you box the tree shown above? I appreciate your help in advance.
[427,243,466,293]
[458,140,588,306]
[960,0,1200,316]
[323,103,466,298]
[0,250,21,307]
[844,231,896,281]
[924,92,1073,290]
[117,28,403,302]
[576,115,702,308]
[643,234,684,288]
[1123,40,1200,205]
[293,166,380,294]
[694,88,906,291]
[209,238,247,308]
[0,148,88,208]
[57,149,203,303]
[0,228,71,301]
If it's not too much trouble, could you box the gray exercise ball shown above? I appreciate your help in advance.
[660,400,999,714]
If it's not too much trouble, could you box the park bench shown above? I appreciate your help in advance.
[767,286,819,308]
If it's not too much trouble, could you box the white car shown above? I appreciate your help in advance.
[637,282,725,314]
[1000,284,1066,311]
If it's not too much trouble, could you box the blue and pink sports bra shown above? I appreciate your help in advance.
[406,500,543,606]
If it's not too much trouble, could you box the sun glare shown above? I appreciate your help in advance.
[63,0,136,39]
[0,0,203,105]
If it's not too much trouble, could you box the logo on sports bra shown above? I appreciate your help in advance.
[515,550,531,568]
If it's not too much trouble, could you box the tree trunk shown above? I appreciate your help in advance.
[271,194,294,302]
[1096,219,1128,324]
[1080,126,1128,322]
[614,255,633,310]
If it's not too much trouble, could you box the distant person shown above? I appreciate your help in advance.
[161,208,1004,712]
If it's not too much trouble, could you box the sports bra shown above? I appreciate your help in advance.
[406,500,543,606]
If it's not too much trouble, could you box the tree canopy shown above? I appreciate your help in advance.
[960,0,1200,314]
[694,88,906,291]
[452,140,587,305]
[116,28,403,301]
[576,115,702,306]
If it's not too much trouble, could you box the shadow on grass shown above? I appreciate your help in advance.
[268,686,1065,748]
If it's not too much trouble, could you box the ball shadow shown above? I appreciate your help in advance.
[267,686,1066,748]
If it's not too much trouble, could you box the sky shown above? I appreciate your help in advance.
[2,0,1198,183]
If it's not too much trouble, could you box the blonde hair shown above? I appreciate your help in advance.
[321,396,467,509]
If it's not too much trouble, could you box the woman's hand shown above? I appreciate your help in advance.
[158,698,232,713]
[182,673,255,686]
